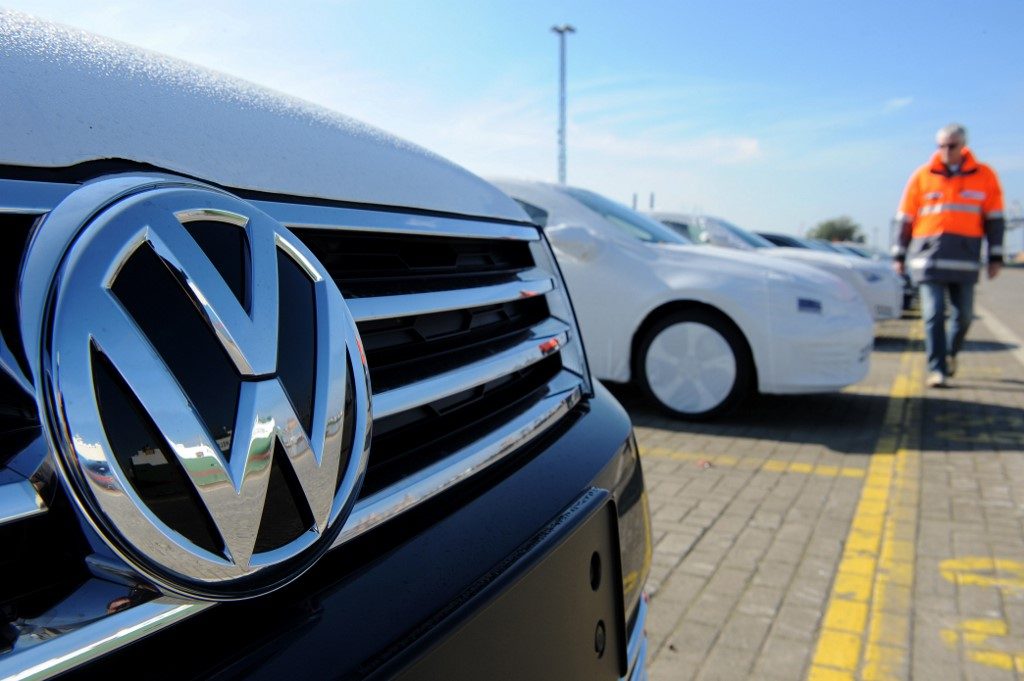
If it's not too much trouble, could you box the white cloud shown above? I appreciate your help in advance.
[884,97,913,111]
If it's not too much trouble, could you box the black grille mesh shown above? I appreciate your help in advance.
[294,229,557,499]
[364,354,561,496]
[293,230,534,298]
[359,297,549,391]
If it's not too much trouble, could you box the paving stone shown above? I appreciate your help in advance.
[655,573,707,609]
[718,613,772,651]
[784,577,833,612]
[648,664,695,681]
[704,561,753,593]
[958,586,1004,620]
[752,560,799,589]
[641,275,1024,681]
[773,603,824,641]
[752,632,813,680]
[965,664,1018,681]
[685,589,742,629]
[736,584,785,618]
[695,640,759,681]
[656,619,720,679]
[775,521,814,546]
[656,530,704,559]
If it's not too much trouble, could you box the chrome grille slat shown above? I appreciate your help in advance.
[372,318,569,419]
[253,199,540,241]
[3,435,49,480]
[0,478,46,526]
[0,599,211,681]
[336,370,582,547]
[0,178,75,215]
[346,269,554,322]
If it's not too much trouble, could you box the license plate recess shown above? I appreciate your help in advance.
[390,488,627,681]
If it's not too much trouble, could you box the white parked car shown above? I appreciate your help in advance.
[651,214,902,321]
[493,180,874,419]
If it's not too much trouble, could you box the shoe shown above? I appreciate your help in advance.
[947,355,957,377]
[927,371,947,388]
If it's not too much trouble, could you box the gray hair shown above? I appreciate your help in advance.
[936,123,968,144]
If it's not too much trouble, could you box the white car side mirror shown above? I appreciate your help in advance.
[547,223,603,262]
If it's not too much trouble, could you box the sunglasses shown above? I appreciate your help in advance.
[937,142,962,149]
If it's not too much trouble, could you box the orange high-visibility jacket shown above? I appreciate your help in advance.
[892,148,1005,284]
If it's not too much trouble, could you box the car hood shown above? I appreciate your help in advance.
[768,247,897,275]
[656,243,850,291]
[764,247,862,269]
[0,10,526,222]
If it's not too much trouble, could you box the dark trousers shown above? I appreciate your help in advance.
[919,281,975,375]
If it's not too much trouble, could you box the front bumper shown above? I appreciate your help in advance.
[861,277,904,321]
[47,383,650,681]
[762,304,873,394]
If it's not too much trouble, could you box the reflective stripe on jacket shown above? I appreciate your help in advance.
[892,148,1005,284]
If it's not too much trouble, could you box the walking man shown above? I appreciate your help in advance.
[892,123,1005,388]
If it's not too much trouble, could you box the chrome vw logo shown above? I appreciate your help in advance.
[25,177,371,599]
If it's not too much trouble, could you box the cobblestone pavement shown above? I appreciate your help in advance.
[619,268,1024,680]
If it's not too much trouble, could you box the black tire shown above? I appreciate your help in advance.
[634,309,753,420]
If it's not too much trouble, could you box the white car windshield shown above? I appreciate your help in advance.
[705,217,776,249]
[564,187,691,244]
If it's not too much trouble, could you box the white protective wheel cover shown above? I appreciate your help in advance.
[645,322,737,413]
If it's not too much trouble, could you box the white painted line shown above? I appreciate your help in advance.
[975,303,1024,371]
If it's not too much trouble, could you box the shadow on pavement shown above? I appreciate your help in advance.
[872,337,1017,354]
[874,335,923,352]
[606,383,889,455]
[918,394,1024,453]
[963,338,1019,352]
[607,381,1024,457]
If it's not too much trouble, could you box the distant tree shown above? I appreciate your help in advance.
[808,216,864,242]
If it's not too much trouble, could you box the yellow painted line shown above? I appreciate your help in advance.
[940,618,1024,672]
[639,446,866,479]
[814,629,862,671]
[807,666,854,681]
[809,328,923,680]
[823,599,869,633]
[939,556,1024,593]
[937,559,1024,672]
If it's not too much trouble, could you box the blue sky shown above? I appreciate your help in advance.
[7,1,1024,248]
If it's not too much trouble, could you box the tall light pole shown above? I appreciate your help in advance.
[551,24,575,185]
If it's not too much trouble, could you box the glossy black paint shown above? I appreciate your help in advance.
[63,383,645,680]
[381,491,626,681]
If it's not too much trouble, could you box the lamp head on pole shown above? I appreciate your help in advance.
[551,24,576,35]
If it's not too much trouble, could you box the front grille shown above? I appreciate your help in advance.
[366,354,562,496]
[0,176,587,676]
[291,228,578,500]
[297,230,535,298]
[351,294,549,390]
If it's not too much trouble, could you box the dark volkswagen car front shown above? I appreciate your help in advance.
[0,12,651,680]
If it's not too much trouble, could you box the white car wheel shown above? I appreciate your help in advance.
[636,310,752,419]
